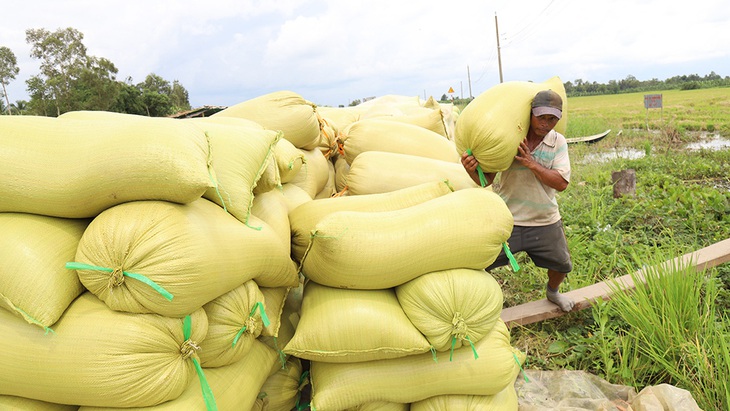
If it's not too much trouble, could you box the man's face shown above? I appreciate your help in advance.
[530,114,560,138]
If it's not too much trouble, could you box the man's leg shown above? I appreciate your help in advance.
[546,269,574,312]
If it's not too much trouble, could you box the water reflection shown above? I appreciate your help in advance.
[578,134,729,164]
[685,135,730,151]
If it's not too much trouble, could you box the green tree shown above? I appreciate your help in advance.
[72,56,119,111]
[0,46,20,114]
[170,80,191,113]
[26,27,89,116]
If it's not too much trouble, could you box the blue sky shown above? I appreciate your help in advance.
[2,0,729,108]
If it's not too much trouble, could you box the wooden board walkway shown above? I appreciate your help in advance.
[501,238,730,327]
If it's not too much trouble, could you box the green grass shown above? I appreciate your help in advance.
[499,87,730,409]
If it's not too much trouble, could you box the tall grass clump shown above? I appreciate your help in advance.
[604,255,730,410]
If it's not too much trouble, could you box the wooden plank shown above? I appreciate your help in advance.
[501,238,730,327]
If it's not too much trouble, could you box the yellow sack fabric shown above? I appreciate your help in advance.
[454,76,567,173]
[317,106,361,132]
[213,90,321,150]
[79,339,278,411]
[252,156,282,194]
[0,395,79,411]
[0,213,88,329]
[72,198,298,318]
[333,155,349,193]
[314,160,337,199]
[251,189,292,255]
[310,320,525,410]
[344,402,409,411]
[289,148,330,199]
[199,280,265,368]
[345,151,479,195]
[395,268,503,352]
[339,119,459,165]
[289,180,453,262]
[0,115,211,218]
[252,356,303,411]
[300,188,512,289]
[260,286,289,338]
[376,108,449,138]
[0,292,207,408]
[260,293,298,355]
[274,138,306,184]
[280,183,313,212]
[185,118,281,226]
[409,384,518,411]
[283,282,431,363]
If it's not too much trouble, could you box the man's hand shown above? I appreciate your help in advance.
[514,138,537,169]
[461,151,496,186]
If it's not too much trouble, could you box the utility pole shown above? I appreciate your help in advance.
[495,13,503,83]
[467,65,473,98]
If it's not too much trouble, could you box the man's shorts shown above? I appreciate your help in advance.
[487,220,573,273]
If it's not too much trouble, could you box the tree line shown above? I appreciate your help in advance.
[0,27,191,117]
[439,72,730,104]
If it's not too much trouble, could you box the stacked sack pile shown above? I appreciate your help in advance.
[0,91,324,411]
[0,77,567,410]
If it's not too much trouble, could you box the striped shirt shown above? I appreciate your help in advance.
[493,129,571,226]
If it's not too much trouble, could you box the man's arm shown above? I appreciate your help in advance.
[460,151,496,187]
[514,140,568,191]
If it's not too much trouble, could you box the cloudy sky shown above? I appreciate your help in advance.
[2,0,729,108]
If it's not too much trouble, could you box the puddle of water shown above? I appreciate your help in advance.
[685,135,730,151]
[580,149,646,164]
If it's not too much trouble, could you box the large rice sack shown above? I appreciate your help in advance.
[251,189,291,254]
[279,183,313,213]
[314,159,337,199]
[288,148,330,199]
[252,156,282,194]
[395,269,503,352]
[373,107,448,138]
[309,319,525,410]
[199,280,266,368]
[289,180,453,262]
[300,188,512,289]
[316,106,361,132]
[274,138,306,184]
[186,117,281,226]
[70,198,298,318]
[344,403,409,411]
[454,76,567,172]
[0,292,208,408]
[213,90,321,150]
[260,286,289,338]
[333,155,349,193]
[0,115,211,218]
[339,119,459,165]
[79,339,278,411]
[345,151,479,195]
[0,213,88,330]
[410,385,518,411]
[283,282,432,363]
[0,395,79,411]
[251,356,303,411]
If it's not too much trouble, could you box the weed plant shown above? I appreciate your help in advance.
[503,88,730,408]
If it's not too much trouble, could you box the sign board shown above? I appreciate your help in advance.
[644,94,662,109]
[448,87,455,93]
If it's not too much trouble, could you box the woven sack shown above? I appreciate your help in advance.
[300,188,512,289]
[289,180,453,262]
[0,115,211,218]
[213,90,321,150]
[309,319,525,410]
[375,108,448,138]
[288,148,330,199]
[78,339,278,411]
[395,268,503,352]
[199,280,265,368]
[454,76,567,173]
[410,384,518,411]
[283,282,431,363]
[251,189,292,254]
[71,198,298,317]
[0,213,88,329]
[251,356,303,411]
[345,151,479,195]
[339,119,459,165]
[0,395,78,411]
[0,292,207,408]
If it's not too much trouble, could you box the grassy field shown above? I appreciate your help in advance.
[478,87,730,409]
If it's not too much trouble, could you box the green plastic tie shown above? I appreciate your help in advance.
[464,335,479,360]
[466,149,488,187]
[5,300,55,334]
[449,335,457,362]
[513,353,529,382]
[232,301,271,347]
[502,242,520,272]
[429,346,438,363]
[184,315,218,411]
[273,336,287,369]
[65,262,173,301]
[295,370,310,410]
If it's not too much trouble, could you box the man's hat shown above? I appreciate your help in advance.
[531,89,563,119]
